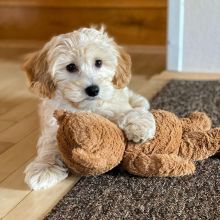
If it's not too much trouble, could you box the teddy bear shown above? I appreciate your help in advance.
[54,109,220,177]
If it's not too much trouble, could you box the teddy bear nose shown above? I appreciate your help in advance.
[85,85,100,97]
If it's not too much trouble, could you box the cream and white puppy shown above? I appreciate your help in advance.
[23,27,156,190]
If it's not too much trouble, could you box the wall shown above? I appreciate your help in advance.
[168,0,220,72]
[0,0,167,45]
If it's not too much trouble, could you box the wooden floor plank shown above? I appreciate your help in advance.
[3,176,80,220]
[0,77,23,92]
[0,112,38,154]
[129,75,169,99]
[0,130,39,182]
[0,61,26,88]
[0,99,38,122]
[0,111,38,144]
[0,121,14,132]
[0,94,35,116]
[0,83,28,100]
[0,86,33,102]
[0,159,32,218]
[0,142,14,155]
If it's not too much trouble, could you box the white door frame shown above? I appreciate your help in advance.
[167,0,184,71]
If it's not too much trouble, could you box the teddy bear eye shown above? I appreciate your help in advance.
[66,63,78,73]
[95,60,102,68]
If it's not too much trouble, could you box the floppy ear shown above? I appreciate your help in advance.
[112,47,132,89]
[22,47,56,98]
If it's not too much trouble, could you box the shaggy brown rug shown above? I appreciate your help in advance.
[45,80,220,220]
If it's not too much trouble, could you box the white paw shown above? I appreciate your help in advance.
[24,160,68,190]
[124,122,155,143]
[118,108,156,143]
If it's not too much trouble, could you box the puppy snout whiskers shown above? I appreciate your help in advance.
[85,85,99,97]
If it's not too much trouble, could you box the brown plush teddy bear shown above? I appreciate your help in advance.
[54,109,220,177]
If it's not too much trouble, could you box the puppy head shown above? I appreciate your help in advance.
[22,27,132,106]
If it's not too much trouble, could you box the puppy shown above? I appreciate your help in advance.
[23,27,156,190]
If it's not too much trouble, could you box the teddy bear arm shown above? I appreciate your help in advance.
[69,147,123,176]
[122,151,195,177]
[179,128,220,161]
[180,112,212,132]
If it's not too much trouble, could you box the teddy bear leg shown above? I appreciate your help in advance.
[179,128,220,161]
[122,153,195,177]
[180,112,212,132]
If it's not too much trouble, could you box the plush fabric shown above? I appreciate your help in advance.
[55,111,125,176]
[54,108,220,177]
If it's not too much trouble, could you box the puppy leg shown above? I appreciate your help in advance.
[118,89,155,143]
[118,108,156,143]
[128,90,150,110]
[24,130,68,190]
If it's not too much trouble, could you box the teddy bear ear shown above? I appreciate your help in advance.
[22,46,56,98]
[54,110,67,124]
[112,47,132,89]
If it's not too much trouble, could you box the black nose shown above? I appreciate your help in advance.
[85,85,99,97]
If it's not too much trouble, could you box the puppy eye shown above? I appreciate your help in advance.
[66,63,78,73]
[95,59,102,68]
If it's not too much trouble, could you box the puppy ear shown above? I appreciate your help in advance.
[22,47,56,98]
[112,47,132,89]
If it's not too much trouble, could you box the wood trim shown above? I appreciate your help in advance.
[0,0,167,9]
[0,1,167,44]
[0,40,44,49]
[0,7,167,44]
[155,71,220,80]
[0,40,166,54]
[126,45,166,54]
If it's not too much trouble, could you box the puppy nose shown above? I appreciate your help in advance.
[85,85,99,97]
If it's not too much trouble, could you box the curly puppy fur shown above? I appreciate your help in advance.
[22,27,156,190]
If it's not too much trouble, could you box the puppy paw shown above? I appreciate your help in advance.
[124,123,155,143]
[24,160,68,190]
[118,108,156,143]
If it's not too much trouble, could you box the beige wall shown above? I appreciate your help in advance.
[168,0,220,73]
